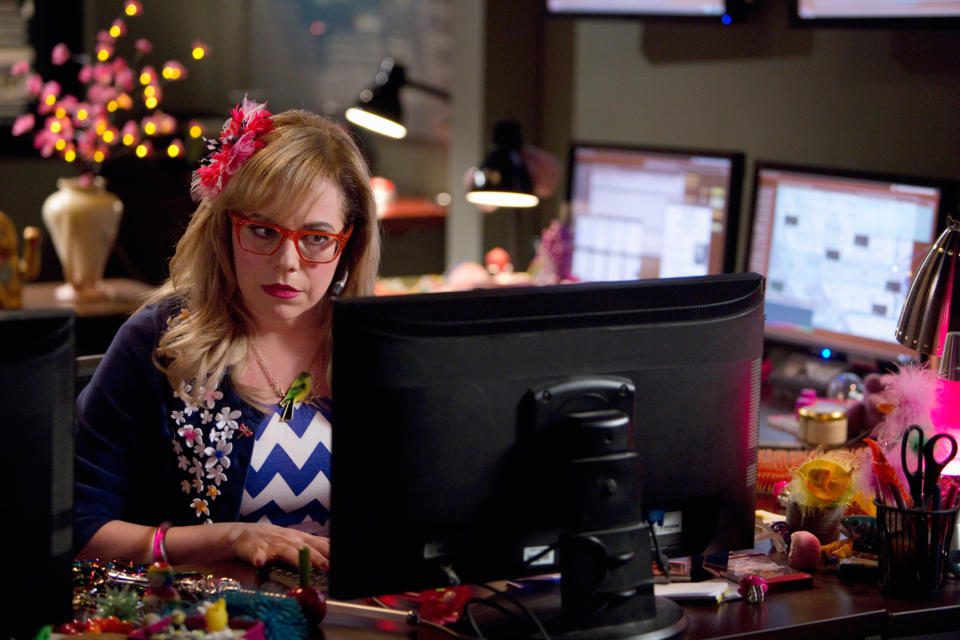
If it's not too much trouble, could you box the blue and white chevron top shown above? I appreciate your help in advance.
[238,400,332,535]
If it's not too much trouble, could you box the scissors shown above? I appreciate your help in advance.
[900,425,958,509]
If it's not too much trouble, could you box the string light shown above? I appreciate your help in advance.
[135,141,152,158]
[191,40,209,60]
[124,1,142,17]
[139,66,156,85]
[166,139,184,158]
[109,19,127,38]
[188,120,203,138]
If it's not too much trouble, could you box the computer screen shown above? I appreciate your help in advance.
[747,162,956,362]
[0,309,75,637]
[566,143,744,283]
[793,0,960,20]
[546,0,735,18]
[329,272,764,628]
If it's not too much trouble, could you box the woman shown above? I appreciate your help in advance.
[74,99,380,570]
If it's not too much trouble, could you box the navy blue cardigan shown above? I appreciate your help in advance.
[73,300,266,555]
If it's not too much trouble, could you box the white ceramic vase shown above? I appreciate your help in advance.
[41,176,124,301]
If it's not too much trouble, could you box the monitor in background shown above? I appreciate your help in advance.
[330,273,764,637]
[546,0,745,20]
[0,309,75,638]
[747,162,957,363]
[566,143,744,283]
[793,0,960,21]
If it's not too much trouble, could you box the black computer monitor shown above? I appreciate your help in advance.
[746,161,958,363]
[565,143,744,283]
[0,308,75,638]
[329,273,764,636]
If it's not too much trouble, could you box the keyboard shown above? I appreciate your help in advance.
[261,564,329,592]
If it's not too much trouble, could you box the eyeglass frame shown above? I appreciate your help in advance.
[228,211,354,264]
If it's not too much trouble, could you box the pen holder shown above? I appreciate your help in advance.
[876,501,959,598]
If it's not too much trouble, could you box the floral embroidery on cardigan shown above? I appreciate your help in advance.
[170,381,238,523]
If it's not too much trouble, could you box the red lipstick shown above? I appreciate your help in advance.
[262,284,300,299]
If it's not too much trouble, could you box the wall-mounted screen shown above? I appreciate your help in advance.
[746,162,957,362]
[793,0,960,20]
[546,0,735,17]
[566,143,744,282]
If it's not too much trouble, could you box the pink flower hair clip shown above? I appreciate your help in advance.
[190,95,274,202]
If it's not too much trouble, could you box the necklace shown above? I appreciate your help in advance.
[251,342,320,423]
[251,343,286,398]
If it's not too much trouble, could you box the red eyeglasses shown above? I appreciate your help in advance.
[229,211,353,264]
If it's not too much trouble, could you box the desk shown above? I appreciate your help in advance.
[22,277,154,355]
[188,562,960,639]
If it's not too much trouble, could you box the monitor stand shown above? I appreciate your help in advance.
[456,376,688,640]
[458,580,686,640]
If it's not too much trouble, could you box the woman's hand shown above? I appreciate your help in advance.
[229,522,330,569]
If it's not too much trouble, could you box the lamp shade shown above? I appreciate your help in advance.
[466,120,539,209]
[345,58,408,139]
[896,219,960,356]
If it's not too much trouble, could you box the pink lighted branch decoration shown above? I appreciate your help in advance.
[11,0,209,180]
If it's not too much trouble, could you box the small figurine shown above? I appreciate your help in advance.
[203,598,229,632]
[143,561,181,615]
[287,546,326,629]
[0,210,41,309]
[737,575,768,605]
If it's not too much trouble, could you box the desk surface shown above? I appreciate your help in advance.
[23,277,154,317]
[190,560,959,640]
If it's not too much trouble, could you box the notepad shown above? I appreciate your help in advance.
[654,579,741,603]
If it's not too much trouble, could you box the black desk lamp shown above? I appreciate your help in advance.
[465,119,540,209]
[344,57,449,140]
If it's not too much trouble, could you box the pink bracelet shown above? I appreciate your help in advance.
[152,521,172,564]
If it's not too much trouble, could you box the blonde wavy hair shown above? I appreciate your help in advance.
[142,109,380,405]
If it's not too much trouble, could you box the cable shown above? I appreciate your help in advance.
[369,596,475,639]
[479,583,552,640]
[647,518,669,581]
[463,597,540,640]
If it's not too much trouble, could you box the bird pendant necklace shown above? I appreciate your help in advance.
[251,343,316,423]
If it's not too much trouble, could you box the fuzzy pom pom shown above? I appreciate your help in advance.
[788,530,821,569]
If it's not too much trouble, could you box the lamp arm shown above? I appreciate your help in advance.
[404,78,450,101]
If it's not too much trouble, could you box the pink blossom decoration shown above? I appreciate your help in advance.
[12,114,35,136]
[13,1,208,173]
[110,19,127,37]
[51,43,70,65]
[26,73,42,96]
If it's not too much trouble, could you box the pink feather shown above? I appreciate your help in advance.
[869,362,940,482]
